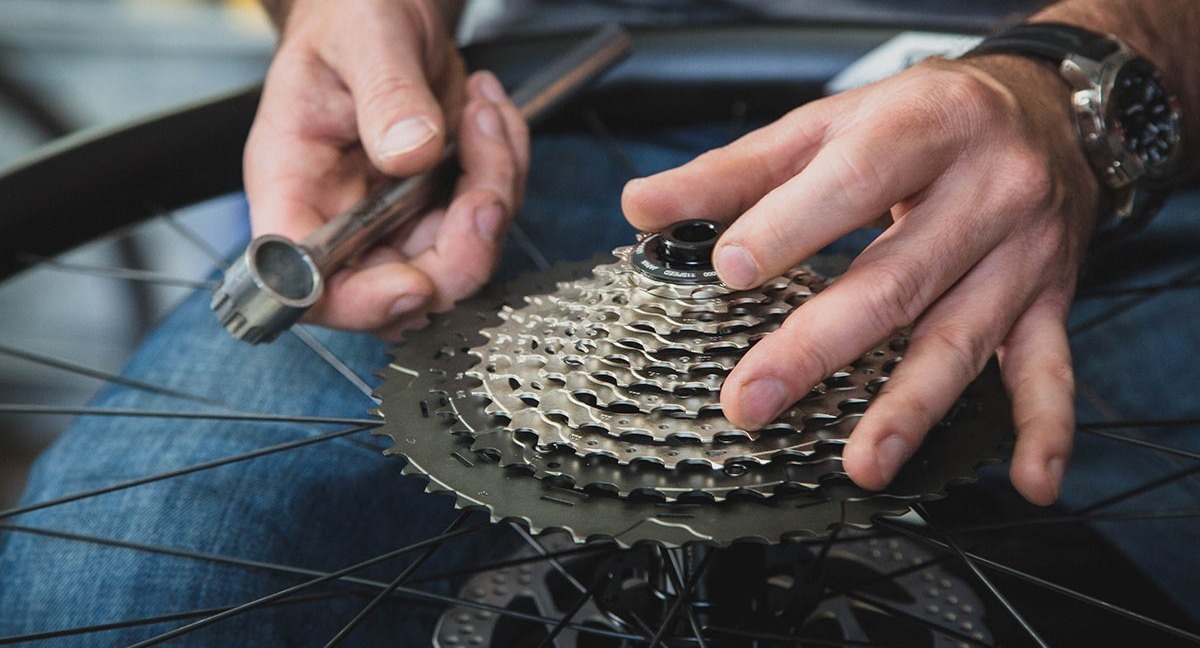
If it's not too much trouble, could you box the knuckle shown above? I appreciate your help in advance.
[830,147,887,206]
[1035,352,1075,395]
[753,211,796,264]
[999,147,1057,212]
[922,325,991,383]
[873,386,938,435]
[860,262,927,333]
[935,67,1012,130]
[361,74,432,127]
[770,324,837,386]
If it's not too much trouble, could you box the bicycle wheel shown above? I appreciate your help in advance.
[1,25,1199,647]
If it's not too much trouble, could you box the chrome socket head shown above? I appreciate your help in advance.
[210,234,323,344]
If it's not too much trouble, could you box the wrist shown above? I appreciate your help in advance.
[963,22,1185,241]
[961,53,1100,206]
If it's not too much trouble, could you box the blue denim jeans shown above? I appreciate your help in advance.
[1,122,1197,643]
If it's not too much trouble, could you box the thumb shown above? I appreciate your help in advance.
[332,16,451,176]
[357,74,446,176]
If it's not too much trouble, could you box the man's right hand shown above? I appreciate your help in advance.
[246,0,529,339]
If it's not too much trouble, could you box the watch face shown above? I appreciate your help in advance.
[1112,58,1182,177]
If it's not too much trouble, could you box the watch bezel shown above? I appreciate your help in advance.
[1062,48,1184,191]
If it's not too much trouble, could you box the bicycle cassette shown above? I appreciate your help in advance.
[373,220,1013,546]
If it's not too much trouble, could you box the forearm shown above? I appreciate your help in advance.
[1032,0,1200,178]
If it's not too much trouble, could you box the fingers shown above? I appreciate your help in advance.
[405,73,528,311]
[243,1,519,337]
[245,57,373,241]
[622,99,834,232]
[713,131,962,290]
[623,99,961,288]
[719,173,1005,431]
[474,72,530,205]
[302,71,523,333]
[304,246,435,330]
[838,244,1035,490]
[624,65,1009,294]
[999,298,1076,506]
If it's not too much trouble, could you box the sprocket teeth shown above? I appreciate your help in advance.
[372,251,1014,547]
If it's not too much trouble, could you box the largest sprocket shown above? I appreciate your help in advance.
[373,222,1013,547]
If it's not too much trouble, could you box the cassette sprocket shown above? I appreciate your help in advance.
[372,221,1013,546]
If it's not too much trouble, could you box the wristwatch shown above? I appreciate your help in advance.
[968,22,1184,236]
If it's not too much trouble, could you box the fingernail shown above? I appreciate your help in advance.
[876,435,911,484]
[478,72,507,104]
[475,103,504,140]
[475,202,506,241]
[738,377,789,429]
[715,245,758,289]
[389,294,426,318]
[380,116,438,159]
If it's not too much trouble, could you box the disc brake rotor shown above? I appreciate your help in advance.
[434,532,994,647]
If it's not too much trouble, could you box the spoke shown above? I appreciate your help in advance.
[407,542,616,587]
[5,519,640,645]
[0,405,380,427]
[325,511,471,648]
[0,343,229,409]
[648,549,713,648]
[0,522,387,590]
[535,570,611,648]
[582,107,641,180]
[1070,260,1200,335]
[682,604,709,648]
[659,546,709,648]
[625,610,658,639]
[704,624,893,648]
[0,348,385,454]
[819,549,953,604]
[0,425,370,521]
[800,535,997,648]
[949,509,1200,535]
[876,516,1200,644]
[163,211,230,270]
[290,325,375,400]
[17,254,215,290]
[436,593,640,643]
[509,521,588,595]
[509,221,552,271]
[126,523,491,648]
[914,504,1048,648]
[1079,426,1200,461]
[846,590,998,648]
[1080,464,1200,514]
[805,525,841,587]
[0,588,374,645]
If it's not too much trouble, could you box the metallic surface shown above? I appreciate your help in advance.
[373,249,1013,546]
[435,532,993,647]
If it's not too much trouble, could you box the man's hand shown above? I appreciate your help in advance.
[245,0,528,339]
[623,55,1099,506]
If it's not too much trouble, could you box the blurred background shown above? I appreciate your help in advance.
[0,0,276,506]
